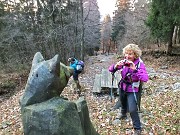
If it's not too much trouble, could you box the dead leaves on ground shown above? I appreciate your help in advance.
[141,91,179,135]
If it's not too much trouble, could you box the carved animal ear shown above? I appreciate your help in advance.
[49,54,60,76]
[32,52,44,69]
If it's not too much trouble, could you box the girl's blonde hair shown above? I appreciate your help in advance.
[122,44,142,59]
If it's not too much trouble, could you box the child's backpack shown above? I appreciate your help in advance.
[76,60,84,73]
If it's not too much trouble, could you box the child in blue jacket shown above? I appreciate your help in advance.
[68,57,81,94]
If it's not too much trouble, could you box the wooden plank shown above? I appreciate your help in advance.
[92,74,101,93]
[101,69,121,89]
[112,73,121,88]
[92,69,122,94]
[101,69,109,88]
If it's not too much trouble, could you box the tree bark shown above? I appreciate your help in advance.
[167,26,175,55]
[80,0,85,61]
[172,26,178,45]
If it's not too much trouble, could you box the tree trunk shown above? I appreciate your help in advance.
[177,26,180,44]
[73,5,79,57]
[80,0,85,61]
[172,26,178,45]
[102,40,104,53]
[167,26,175,55]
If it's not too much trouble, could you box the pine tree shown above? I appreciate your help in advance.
[145,0,180,55]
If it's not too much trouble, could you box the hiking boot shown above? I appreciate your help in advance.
[133,129,141,135]
[75,80,81,89]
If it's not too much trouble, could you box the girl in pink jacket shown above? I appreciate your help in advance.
[109,44,148,135]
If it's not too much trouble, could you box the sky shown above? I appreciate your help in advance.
[97,0,117,20]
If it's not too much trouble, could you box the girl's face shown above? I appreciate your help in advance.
[124,50,136,62]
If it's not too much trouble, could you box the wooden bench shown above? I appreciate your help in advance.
[93,69,121,94]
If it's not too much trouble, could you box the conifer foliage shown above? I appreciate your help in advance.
[145,0,180,55]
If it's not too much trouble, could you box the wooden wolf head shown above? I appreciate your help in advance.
[20,52,73,109]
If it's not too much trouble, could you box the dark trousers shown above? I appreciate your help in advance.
[73,72,79,81]
[73,72,81,89]
[120,89,141,130]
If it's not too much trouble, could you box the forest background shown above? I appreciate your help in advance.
[0,0,179,73]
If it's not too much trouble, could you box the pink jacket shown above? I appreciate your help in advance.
[108,58,149,92]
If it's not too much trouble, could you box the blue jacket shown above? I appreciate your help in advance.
[70,58,78,72]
